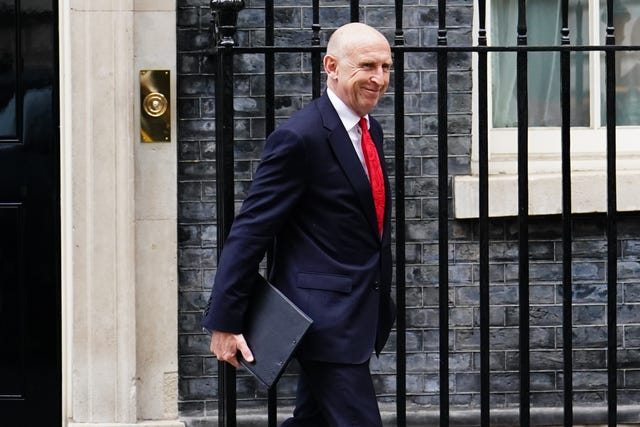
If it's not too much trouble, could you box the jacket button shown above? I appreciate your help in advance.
[374,281,380,290]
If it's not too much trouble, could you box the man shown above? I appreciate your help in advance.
[202,22,395,426]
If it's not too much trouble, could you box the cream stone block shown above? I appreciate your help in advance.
[66,2,137,424]
[70,0,133,11]
[135,0,175,11]
[134,8,177,149]
[135,219,179,420]
[135,146,177,220]
[68,423,184,427]
[134,8,177,220]
[63,0,179,424]
[135,11,176,67]
[133,0,178,423]
[453,170,640,218]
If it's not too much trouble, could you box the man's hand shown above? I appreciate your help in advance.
[210,330,254,368]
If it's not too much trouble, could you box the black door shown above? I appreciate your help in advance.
[0,0,60,424]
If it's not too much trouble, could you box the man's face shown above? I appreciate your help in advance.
[326,38,392,117]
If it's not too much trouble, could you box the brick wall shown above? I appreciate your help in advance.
[177,0,640,419]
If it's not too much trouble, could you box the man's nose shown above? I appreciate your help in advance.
[370,67,385,84]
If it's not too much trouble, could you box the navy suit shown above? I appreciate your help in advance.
[203,92,395,420]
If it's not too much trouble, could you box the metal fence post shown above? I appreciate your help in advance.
[210,1,246,426]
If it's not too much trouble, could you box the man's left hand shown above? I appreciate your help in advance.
[210,330,254,368]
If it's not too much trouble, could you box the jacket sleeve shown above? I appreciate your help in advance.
[202,126,309,333]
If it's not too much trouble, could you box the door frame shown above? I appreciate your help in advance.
[58,1,182,425]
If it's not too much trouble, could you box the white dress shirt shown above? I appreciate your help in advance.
[326,88,370,180]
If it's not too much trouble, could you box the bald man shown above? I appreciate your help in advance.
[202,22,396,426]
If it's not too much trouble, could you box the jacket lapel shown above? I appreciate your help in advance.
[318,94,380,236]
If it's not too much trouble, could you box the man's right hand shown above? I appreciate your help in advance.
[210,330,254,368]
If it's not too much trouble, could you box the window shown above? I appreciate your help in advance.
[492,0,640,126]
[453,0,640,218]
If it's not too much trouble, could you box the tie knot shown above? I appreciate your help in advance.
[358,117,368,132]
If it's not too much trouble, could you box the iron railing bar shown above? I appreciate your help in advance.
[402,45,640,52]
[267,386,277,427]
[350,0,359,22]
[560,0,573,425]
[437,0,449,424]
[605,0,618,425]
[477,0,490,425]
[517,0,530,425]
[211,2,246,425]
[265,0,275,136]
[264,2,277,426]
[226,45,640,54]
[216,34,238,427]
[311,0,321,99]
[393,1,407,425]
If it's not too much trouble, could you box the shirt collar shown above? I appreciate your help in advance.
[327,88,368,131]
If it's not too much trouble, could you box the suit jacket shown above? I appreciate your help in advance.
[202,92,395,364]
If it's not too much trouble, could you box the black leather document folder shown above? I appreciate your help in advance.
[239,275,313,388]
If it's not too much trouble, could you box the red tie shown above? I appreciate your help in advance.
[359,117,385,236]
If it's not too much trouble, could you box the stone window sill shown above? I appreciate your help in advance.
[453,169,640,218]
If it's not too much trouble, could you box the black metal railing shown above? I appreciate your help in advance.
[208,0,630,426]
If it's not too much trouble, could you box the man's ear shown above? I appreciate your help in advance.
[323,55,338,80]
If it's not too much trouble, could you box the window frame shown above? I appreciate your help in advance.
[454,0,640,218]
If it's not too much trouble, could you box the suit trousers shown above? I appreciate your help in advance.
[280,359,383,427]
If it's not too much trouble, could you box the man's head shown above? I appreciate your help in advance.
[324,23,392,117]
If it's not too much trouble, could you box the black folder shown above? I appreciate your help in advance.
[239,275,313,388]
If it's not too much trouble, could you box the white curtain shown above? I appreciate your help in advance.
[491,0,590,127]
[602,0,640,125]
